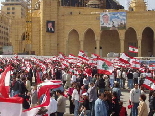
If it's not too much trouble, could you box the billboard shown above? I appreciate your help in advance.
[46,21,55,33]
[100,12,126,30]
[3,46,13,55]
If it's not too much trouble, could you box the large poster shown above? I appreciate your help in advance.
[46,21,55,33]
[100,12,126,30]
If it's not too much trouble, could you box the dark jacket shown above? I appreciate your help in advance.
[11,80,20,91]
[97,78,105,89]
[149,96,155,110]
[127,73,133,79]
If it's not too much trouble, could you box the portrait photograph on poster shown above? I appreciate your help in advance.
[100,12,126,30]
[46,21,55,33]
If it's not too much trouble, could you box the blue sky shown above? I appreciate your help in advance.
[116,0,155,10]
[0,0,155,10]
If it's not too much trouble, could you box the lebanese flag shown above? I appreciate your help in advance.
[120,53,132,64]
[149,63,155,71]
[91,53,100,59]
[129,46,138,53]
[0,65,11,98]
[22,89,50,116]
[68,54,77,59]
[78,50,89,61]
[37,80,61,98]
[97,58,114,75]
[143,77,155,90]
[0,97,23,116]
[130,58,140,69]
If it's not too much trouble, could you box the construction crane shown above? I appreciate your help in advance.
[24,0,32,54]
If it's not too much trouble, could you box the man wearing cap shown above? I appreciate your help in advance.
[80,93,90,116]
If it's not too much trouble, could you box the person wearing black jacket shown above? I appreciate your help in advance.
[148,91,155,116]
[97,75,105,93]
[10,77,20,97]
[127,71,134,89]
[19,77,28,95]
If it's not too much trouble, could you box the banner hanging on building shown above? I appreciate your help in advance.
[100,12,126,30]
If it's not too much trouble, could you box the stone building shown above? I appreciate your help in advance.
[0,10,12,54]
[1,0,155,57]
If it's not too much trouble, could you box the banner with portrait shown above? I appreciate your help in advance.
[46,21,55,33]
[100,12,126,30]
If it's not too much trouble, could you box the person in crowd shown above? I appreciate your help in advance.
[71,72,76,84]
[47,92,57,116]
[112,83,121,101]
[79,92,90,116]
[104,75,110,91]
[111,91,120,116]
[30,85,38,107]
[133,70,139,85]
[127,70,134,89]
[87,82,97,116]
[19,77,28,95]
[121,69,127,89]
[67,83,75,114]
[72,85,80,116]
[119,101,127,116]
[130,84,141,116]
[97,74,105,93]
[95,93,107,116]
[109,71,115,88]
[83,75,89,90]
[137,94,148,116]
[64,70,71,89]
[116,68,121,83]
[56,90,66,116]
[26,77,31,92]
[10,77,20,97]
[148,91,155,116]
[105,91,112,116]
[62,70,67,86]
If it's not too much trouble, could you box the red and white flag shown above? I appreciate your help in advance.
[143,77,155,90]
[120,53,132,64]
[0,65,11,98]
[22,89,50,116]
[37,80,61,98]
[0,97,23,116]
[97,58,114,75]
[129,46,138,53]
[130,58,140,69]
[78,50,89,61]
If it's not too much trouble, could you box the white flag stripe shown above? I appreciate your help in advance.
[0,102,22,116]
[129,46,138,53]
[5,71,11,86]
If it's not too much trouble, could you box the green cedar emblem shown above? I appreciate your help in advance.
[102,62,109,70]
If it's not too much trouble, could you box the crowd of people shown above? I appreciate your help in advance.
[0,57,155,116]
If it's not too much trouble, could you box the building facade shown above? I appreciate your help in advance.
[0,10,12,54]
[1,0,155,57]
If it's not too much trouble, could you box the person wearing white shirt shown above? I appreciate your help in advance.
[47,93,57,116]
[72,85,80,116]
[116,68,121,83]
[71,73,76,84]
[121,70,127,89]
[109,71,115,88]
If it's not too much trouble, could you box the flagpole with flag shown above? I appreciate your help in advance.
[129,46,138,53]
